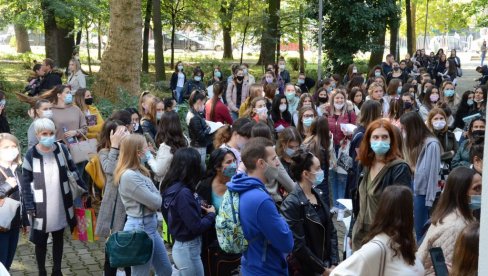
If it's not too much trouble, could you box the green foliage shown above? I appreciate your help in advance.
[288,57,307,71]
[96,88,139,119]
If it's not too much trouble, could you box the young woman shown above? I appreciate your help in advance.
[451,222,479,276]
[195,148,239,275]
[434,54,448,86]
[226,67,250,120]
[207,65,224,86]
[270,94,292,133]
[314,88,329,117]
[386,61,407,85]
[440,81,460,117]
[296,106,317,139]
[333,186,424,275]
[281,150,339,275]
[387,98,403,128]
[417,167,480,275]
[276,126,302,177]
[293,93,316,126]
[426,108,458,166]
[284,84,300,115]
[27,99,53,149]
[124,107,143,134]
[139,91,158,140]
[385,78,402,104]
[248,96,270,125]
[163,97,177,113]
[367,83,389,116]
[0,91,9,134]
[67,58,86,92]
[155,99,164,122]
[351,119,412,250]
[239,84,263,118]
[343,64,359,85]
[473,85,486,117]
[205,81,233,124]
[150,111,188,182]
[0,133,27,272]
[182,67,206,102]
[263,82,278,111]
[418,86,442,121]
[452,118,486,168]
[113,134,172,276]
[349,87,365,116]
[401,92,418,114]
[187,91,212,167]
[400,112,441,240]
[213,118,253,167]
[161,148,216,276]
[170,61,186,103]
[74,88,104,140]
[95,120,131,276]
[21,118,87,276]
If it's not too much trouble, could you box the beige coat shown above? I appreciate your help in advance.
[226,79,250,112]
[416,209,472,275]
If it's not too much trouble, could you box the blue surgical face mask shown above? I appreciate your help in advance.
[223,162,237,178]
[327,86,333,93]
[156,111,163,120]
[194,76,201,82]
[312,170,325,185]
[285,147,296,157]
[370,141,390,155]
[303,117,313,127]
[297,79,305,85]
[141,150,151,163]
[39,135,56,147]
[469,195,481,210]
[397,87,402,94]
[467,99,474,106]
[444,89,455,97]
[215,71,222,78]
[374,71,381,77]
[64,93,73,104]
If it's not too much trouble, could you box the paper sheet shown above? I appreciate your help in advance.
[206,121,225,134]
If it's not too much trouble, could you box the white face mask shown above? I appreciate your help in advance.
[279,104,287,112]
[42,110,53,119]
[256,107,268,115]
[334,103,345,110]
[432,120,446,130]
[0,148,19,162]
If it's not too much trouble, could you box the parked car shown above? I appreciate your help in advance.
[190,34,222,51]
[163,33,204,51]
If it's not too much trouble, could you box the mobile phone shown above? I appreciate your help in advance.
[429,247,449,276]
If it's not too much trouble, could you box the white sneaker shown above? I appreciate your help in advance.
[337,210,345,222]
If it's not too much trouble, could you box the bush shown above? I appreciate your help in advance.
[288,57,307,72]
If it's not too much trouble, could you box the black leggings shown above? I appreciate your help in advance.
[104,250,131,276]
[35,228,64,275]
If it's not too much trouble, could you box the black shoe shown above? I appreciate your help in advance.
[39,270,47,276]
[51,270,63,276]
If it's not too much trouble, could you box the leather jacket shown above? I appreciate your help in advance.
[281,185,339,274]
[188,109,212,148]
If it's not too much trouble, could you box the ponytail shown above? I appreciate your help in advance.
[213,125,232,149]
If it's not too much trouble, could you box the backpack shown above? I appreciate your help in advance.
[215,190,248,254]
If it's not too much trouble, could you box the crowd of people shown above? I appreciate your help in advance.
[0,49,484,276]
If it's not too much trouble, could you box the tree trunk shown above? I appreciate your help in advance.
[14,24,31,53]
[170,14,176,68]
[389,23,398,59]
[41,0,59,64]
[92,0,143,99]
[406,0,414,55]
[257,0,279,65]
[142,0,152,73]
[369,26,387,69]
[153,0,165,80]
[56,20,76,68]
[85,23,92,74]
[240,0,251,64]
[97,19,102,60]
[222,24,233,60]
[411,2,417,51]
[220,1,235,60]
[298,4,305,72]
[275,0,281,63]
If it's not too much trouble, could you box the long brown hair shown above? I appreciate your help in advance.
[357,119,402,167]
[209,81,224,122]
[296,106,317,138]
[451,222,479,276]
[430,167,475,225]
[155,111,188,154]
[426,108,448,133]
[17,85,68,106]
[364,185,416,266]
[277,126,302,158]
[357,100,382,128]
[113,134,150,185]
[400,111,436,168]
[306,116,330,167]
[74,88,88,112]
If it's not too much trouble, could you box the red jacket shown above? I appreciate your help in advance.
[327,106,357,146]
[205,99,233,124]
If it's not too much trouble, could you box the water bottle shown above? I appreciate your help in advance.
[63,127,76,144]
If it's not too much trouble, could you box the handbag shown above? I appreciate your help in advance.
[371,240,387,276]
[105,191,153,268]
[58,142,86,199]
[0,168,21,231]
[68,134,98,164]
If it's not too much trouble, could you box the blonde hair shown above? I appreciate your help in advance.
[69,58,81,73]
[0,133,22,164]
[113,134,150,185]
[368,82,383,97]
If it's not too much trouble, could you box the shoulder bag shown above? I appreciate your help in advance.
[105,190,153,268]
[58,142,86,199]
[0,168,20,231]
[371,240,387,276]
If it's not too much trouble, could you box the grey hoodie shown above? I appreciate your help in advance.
[414,137,441,207]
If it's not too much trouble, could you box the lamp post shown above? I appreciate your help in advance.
[317,0,323,80]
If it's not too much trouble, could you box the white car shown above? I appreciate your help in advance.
[190,34,223,51]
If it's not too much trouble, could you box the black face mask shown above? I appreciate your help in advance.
[403,102,412,109]
[236,76,244,82]
[85,98,94,105]
[318,97,328,104]
[471,130,485,140]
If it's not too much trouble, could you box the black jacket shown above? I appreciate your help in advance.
[281,185,339,274]
[188,109,211,148]
[0,166,28,229]
[182,80,206,100]
[170,71,186,90]
[38,71,62,92]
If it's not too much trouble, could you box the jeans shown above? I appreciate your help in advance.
[34,228,64,275]
[172,236,204,276]
[123,214,172,276]
[414,194,430,241]
[329,169,347,210]
[230,111,239,121]
[482,52,486,66]
[0,227,20,270]
[175,87,184,104]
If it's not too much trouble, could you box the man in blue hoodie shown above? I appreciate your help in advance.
[227,137,293,275]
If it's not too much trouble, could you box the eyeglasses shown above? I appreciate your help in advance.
[303,114,315,119]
